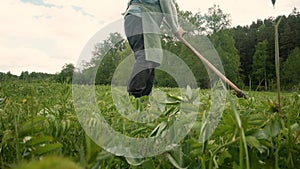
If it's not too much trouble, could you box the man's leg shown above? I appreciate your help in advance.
[124,15,155,98]
[142,68,155,96]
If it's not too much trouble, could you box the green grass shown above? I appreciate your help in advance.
[0,82,299,169]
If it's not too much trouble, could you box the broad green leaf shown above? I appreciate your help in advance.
[165,101,181,105]
[252,129,268,140]
[181,103,198,113]
[186,85,192,100]
[142,159,156,169]
[166,153,188,169]
[218,150,232,165]
[167,93,183,101]
[221,150,232,159]
[19,116,46,137]
[95,151,113,161]
[130,127,148,136]
[164,106,179,117]
[149,121,168,137]
[86,134,101,164]
[25,135,53,146]
[125,157,144,166]
[33,143,63,155]
[174,146,187,168]
[246,136,261,151]
[263,118,282,137]
[0,97,6,104]
[291,123,300,133]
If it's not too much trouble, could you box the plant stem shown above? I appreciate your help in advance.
[274,16,283,115]
[239,133,244,169]
[14,104,20,163]
[228,93,250,169]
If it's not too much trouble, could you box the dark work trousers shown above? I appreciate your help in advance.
[124,15,157,98]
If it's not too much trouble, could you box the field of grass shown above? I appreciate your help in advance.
[0,82,299,169]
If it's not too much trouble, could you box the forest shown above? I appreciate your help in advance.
[1,5,300,91]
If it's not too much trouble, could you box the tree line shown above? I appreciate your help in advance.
[0,64,73,84]
[1,5,299,91]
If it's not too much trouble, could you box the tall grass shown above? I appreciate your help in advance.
[0,82,299,168]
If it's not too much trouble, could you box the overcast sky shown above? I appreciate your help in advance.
[1,0,299,75]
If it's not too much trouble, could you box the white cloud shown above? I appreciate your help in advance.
[0,45,69,75]
[176,0,298,26]
[44,0,128,22]
[1,0,121,75]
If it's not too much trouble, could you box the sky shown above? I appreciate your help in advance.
[1,0,299,76]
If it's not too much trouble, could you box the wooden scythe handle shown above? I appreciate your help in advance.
[178,36,247,99]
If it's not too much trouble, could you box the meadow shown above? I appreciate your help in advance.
[0,82,299,169]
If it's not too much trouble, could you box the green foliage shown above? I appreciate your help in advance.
[177,4,231,35]
[233,11,300,89]
[0,82,81,167]
[93,33,127,85]
[0,71,55,82]
[282,48,300,89]
[210,30,243,87]
[56,63,75,83]
[1,82,300,168]
[75,32,128,85]
[202,4,231,34]
[233,25,257,86]
[252,40,270,90]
